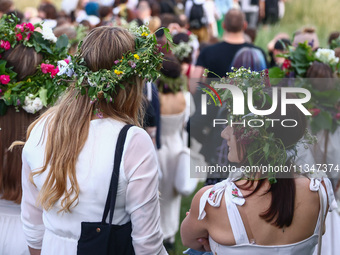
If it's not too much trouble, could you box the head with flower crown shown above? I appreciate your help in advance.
[206,67,314,183]
[0,14,69,115]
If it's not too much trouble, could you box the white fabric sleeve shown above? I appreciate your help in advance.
[21,150,45,249]
[123,128,167,255]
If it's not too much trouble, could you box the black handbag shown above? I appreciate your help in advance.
[77,124,135,255]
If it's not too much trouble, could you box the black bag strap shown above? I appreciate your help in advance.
[101,124,133,224]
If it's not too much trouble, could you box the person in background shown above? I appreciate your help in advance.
[190,9,267,186]
[38,2,58,29]
[293,27,320,51]
[156,55,198,253]
[230,46,267,71]
[269,38,291,67]
[240,0,259,29]
[0,44,43,255]
[260,0,279,25]
[0,0,14,18]
[185,0,217,42]
[295,61,340,255]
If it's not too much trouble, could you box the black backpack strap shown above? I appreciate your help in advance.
[102,124,133,224]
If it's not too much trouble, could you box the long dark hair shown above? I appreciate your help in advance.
[236,89,307,228]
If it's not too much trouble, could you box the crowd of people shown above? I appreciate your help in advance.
[0,0,340,255]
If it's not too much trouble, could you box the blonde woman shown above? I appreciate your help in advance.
[20,27,167,255]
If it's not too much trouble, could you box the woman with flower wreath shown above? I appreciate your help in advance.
[17,26,168,255]
[0,15,69,255]
[295,61,340,255]
[156,54,197,252]
[180,69,337,255]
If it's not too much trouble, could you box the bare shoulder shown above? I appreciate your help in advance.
[294,176,319,205]
[190,185,214,214]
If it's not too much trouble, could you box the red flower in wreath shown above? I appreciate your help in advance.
[310,108,321,117]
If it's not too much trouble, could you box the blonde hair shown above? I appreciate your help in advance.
[23,26,144,212]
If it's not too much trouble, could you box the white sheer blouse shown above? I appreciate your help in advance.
[21,117,167,255]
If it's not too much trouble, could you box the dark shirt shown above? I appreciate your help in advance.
[196,41,267,78]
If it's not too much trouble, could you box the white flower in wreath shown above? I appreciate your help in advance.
[57,60,74,77]
[315,48,339,65]
[172,41,192,61]
[23,94,43,114]
[41,25,57,43]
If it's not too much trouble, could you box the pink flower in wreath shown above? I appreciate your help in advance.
[16,24,24,32]
[41,63,55,74]
[231,188,239,197]
[0,75,10,85]
[310,108,320,117]
[209,191,215,199]
[0,40,11,50]
[25,33,31,41]
[335,113,340,120]
[50,67,59,78]
[25,23,35,32]
[16,33,23,41]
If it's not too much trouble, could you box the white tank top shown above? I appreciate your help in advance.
[198,177,338,255]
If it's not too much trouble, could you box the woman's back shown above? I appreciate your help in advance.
[22,117,165,254]
[194,176,333,255]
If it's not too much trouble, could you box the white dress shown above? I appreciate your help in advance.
[157,110,197,241]
[197,177,337,255]
[295,127,340,255]
[21,117,167,255]
[0,199,29,255]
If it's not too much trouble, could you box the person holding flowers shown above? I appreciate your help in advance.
[0,14,69,255]
[181,67,337,255]
[16,25,170,254]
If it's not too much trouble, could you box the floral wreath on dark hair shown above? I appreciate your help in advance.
[204,67,315,184]
[55,24,173,117]
[0,14,69,115]
[171,34,197,61]
[156,73,187,94]
[268,42,340,134]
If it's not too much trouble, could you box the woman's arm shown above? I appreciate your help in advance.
[180,186,211,251]
[21,148,45,253]
[28,247,41,255]
[123,128,167,255]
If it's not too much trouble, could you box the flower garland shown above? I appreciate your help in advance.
[0,14,69,115]
[205,67,315,184]
[171,34,197,61]
[268,42,340,134]
[55,25,173,106]
[156,73,187,94]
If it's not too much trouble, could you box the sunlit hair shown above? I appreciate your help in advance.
[15,26,144,212]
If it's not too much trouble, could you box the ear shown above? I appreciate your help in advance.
[243,21,248,31]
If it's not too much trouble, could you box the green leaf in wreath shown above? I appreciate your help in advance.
[56,34,69,51]
[39,87,48,106]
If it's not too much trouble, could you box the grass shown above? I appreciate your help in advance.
[255,0,340,51]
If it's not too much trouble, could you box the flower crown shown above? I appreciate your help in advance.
[0,14,69,115]
[171,34,196,61]
[55,24,173,108]
[269,42,340,134]
[157,73,187,93]
[205,67,315,184]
